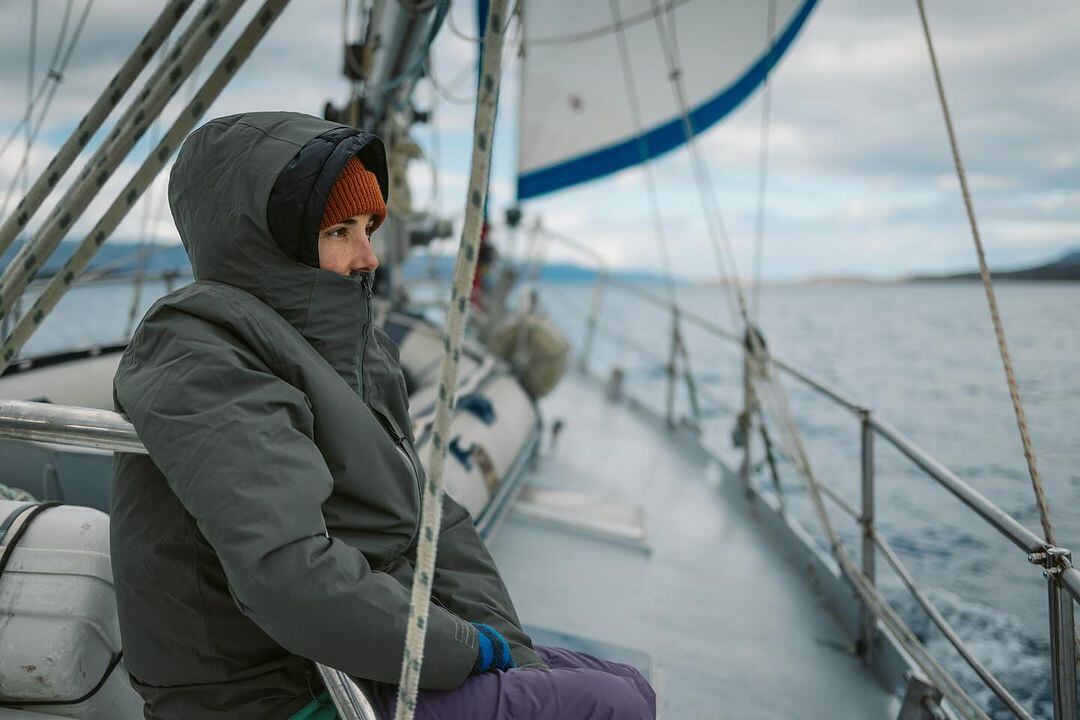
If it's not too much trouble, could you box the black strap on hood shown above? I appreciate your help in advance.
[267,126,389,268]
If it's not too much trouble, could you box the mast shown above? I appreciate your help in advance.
[324,0,453,303]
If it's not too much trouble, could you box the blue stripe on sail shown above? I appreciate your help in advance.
[516,0,819,201]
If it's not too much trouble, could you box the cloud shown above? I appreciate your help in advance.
[0,0,1077,281]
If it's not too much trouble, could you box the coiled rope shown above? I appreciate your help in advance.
[915,0,1055,546]
[393,1,507,717]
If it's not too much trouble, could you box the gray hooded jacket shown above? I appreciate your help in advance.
[111,112,541,720]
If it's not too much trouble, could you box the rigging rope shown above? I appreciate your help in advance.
[914,0,1055,546]
[0,0,286,371]
[750,355,988,719]
[0,0,75,171]
[0,0,195,259]
[2,0,91,220]
[5,2,93,220]
[0,0,243,334]
[393,1,507,717]
[127,43,200,338]
[24,0,40,197]
[648,0,746,330]
[750,0,777,322]
[608,0,678,305]
[528,0,693,48]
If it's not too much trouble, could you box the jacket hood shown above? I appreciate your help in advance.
[168,112,391,395]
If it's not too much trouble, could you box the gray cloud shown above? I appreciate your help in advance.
[0,0,1076,281]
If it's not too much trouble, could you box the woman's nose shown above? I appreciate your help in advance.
[352,238,379,273]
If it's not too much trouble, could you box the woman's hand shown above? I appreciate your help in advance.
[470,623,517,674]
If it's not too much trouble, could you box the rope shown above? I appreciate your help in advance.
[24,0,40,197]
[0,0,287,371]
[608,0,678,306]
[874,529,1034,720]
[393,1,507,717]
[527,0,693,48]
[914,0,1055,546]
[750,0,776,322]
[758,421,784,510]
[2,0,81,218]
[750,355,988,719]
[127,40,204,338]
[0,0,195,259]
[0,0,243,335]
[647,0,746,330]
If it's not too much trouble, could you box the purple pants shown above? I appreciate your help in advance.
[370,646,656,720]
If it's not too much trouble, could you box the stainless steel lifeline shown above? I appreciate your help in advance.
[0,399,377,720]
[1,284,1078,719]
[543,228,1078,720]
[3,229,1079,716]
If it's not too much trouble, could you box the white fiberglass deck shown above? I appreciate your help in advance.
[489,370,896,719]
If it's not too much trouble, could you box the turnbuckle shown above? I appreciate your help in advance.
[1029,546,1072,578]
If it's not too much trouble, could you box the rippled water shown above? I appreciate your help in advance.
[18,276,1080,718]
[538,279,1080,719]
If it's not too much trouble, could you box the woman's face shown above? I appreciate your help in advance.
[318,213,380,276]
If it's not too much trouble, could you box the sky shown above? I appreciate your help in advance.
[0,0,1077,281]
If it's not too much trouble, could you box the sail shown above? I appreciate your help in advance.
[516,0,817,200]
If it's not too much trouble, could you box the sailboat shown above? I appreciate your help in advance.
[0,1,1074,719]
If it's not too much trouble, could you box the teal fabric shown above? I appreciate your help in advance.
[289,692,339,720]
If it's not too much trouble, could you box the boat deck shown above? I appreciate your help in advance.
[489,370,896,719]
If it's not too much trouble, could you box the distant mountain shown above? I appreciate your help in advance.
[910,248,1080,282]
[402,254,670,284]
[1,240,670,286]
[0,239,191,278]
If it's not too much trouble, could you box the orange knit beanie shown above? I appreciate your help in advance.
[320,155,387,231]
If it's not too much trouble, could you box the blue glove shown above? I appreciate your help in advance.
[470,623,516,674]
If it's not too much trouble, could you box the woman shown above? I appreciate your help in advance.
[111,111,655,719]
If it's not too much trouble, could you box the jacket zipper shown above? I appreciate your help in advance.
[357,275,374,402]
[359,274,424,549]
[394,434,423,514]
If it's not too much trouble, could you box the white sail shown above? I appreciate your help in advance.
[516,0,817,199]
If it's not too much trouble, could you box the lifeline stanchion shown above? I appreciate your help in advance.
[579,268,607,373]
[665,308,679,428]
[393,1,508,718]
[857,407,876,665]
[674,322,702,428]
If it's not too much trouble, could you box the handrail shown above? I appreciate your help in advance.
[874,529,1034,720]
[868,414,1047,555]
[540,227,1078,718]
[541,228,1053,557]
[767,356,863,414]
[1063,567,1080,602]
[0,399,144,453]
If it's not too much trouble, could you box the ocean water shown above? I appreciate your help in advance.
[538,279,1080,720]
[15,276,1080,718]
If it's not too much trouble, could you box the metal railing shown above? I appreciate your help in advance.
[1,227,1076,717]
[540,227,1078,720]
[0,399,379,720]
